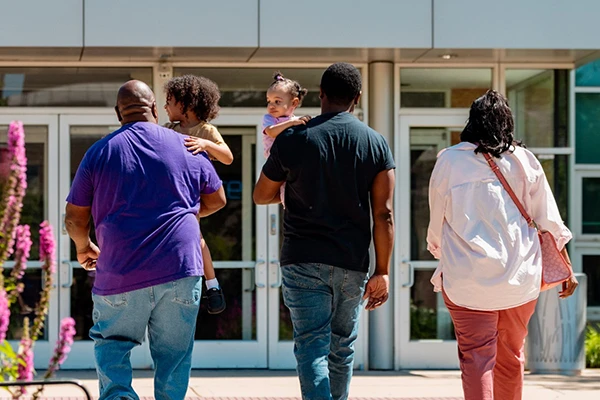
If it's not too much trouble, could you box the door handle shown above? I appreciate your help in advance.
[61,213,67,235]
[61,260,74,288]
[402,259,414,288]
[270,214,277,236]
[254,259,266,288]
[270,260,282,288]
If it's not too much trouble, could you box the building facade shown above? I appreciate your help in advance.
[1,0,599,370]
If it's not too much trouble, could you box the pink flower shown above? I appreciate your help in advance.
[7,121,26,172]
[45,317,76,377]
[12,225,31,280]
[39,221,56,274]
[17,338,34,382]
[0,289,9,342]
[0,122,28,263]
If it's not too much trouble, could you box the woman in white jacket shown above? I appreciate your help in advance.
[427,90,578,400]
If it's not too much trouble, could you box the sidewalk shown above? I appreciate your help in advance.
[2,369,597,399]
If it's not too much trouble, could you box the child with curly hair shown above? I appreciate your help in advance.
[263,72,310,206]
[164,74,232,314]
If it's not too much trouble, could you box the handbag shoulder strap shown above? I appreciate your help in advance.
[482,152,535,226]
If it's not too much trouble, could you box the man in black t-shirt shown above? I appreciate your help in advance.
[253,63,395,400]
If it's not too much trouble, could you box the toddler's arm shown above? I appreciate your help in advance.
[185,137,234,165]
[264,116,311,139]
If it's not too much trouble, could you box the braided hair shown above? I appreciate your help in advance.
[268,72,308,105]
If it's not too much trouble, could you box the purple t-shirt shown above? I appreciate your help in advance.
[66,121,222,296]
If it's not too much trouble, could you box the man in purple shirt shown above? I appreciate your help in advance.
[65,80,225,400]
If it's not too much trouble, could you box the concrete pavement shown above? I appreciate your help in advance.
[1,369,598,399]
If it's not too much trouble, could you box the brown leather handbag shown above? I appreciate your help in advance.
[482,152,573,291]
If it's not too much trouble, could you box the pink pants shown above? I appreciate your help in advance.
[443,291,537,400]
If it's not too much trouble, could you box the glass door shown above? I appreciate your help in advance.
[190,123,267,368]
[57,113,152,368]
[0,114,60,369]
[58,114,270,369]
[394,111,468,369]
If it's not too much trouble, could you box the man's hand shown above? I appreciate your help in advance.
[291,115,312,126]
[363,274,389,310]
[77,242,100,271]
[185,137,212,155]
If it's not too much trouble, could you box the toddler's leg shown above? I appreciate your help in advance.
[200,237,226,314]
[201,237,216,281]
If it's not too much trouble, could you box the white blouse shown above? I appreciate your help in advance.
[427,142,572,311]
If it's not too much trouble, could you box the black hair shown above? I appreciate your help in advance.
[164,75,221,122]
[460,90,523,158]
[320,62,362,106]
[268,72,308,105]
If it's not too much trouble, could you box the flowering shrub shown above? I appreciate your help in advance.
[0,122,76,399]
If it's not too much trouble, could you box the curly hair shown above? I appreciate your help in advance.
[268,71,308,105]
[164,75,221,122]
[460,90,523,158]
[320,62,362,106]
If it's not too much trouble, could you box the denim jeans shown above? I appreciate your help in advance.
[281,263,368,400]
[90,276,202,400]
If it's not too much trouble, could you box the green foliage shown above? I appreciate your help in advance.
[410,303,437,340]
[586,324,600,368]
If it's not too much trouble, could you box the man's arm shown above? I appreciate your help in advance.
[253,172,284,205]
[199,186,227,217]
[363,168,395,310]
[65,203,99,270]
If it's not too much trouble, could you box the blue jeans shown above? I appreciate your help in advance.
[281,263,368,400]
[90,276,202,400]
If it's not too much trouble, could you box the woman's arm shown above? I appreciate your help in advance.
[528,156,572,250]
[427,162,446,260]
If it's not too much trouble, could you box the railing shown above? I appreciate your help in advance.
[0,380,92,400]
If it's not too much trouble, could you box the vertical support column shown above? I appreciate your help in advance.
[153,62,173,125]
[368,61,395,370]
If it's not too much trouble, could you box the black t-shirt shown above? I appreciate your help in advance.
[262,111,395,272]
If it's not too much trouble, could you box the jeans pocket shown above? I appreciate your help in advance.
[282,263,322,290]
[100,293,128,308]
[173,276,202,306]
[341,270,368,299]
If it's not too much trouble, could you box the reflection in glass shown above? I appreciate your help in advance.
[279,289,293,341]
[70,268,95,341]
[277,204,294,340]
[400,68,491,108]
[507,70,554,147]
[0,68,152,107]
[0,125,46,259]
[410,128,449,261]
[582,178,600,234]
[5,270,45,341]
[203,135,244,260]
[410,270,454,340]
[576,93,600,164]
[196,268,256,340]
[535,155,569,226]
[583,255,600,307]
[173,68,328,108]
[67,127,259,341]
[576,59,600,87]
[69,129,110,260]
[0,125,47,341]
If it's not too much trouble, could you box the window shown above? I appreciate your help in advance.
[173,68,329,108]
[400,68,492,108]
[0,68,152,107]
